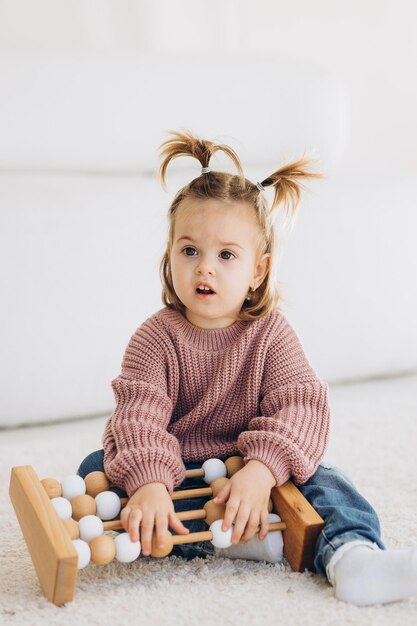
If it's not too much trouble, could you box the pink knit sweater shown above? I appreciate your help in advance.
[102,306,330,497]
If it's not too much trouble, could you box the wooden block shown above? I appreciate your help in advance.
[270,480,324,572]
[9,466,78,606]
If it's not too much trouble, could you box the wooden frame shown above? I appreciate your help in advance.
[270,480,324,572]
[9,464,324,606]
[9,465,78,605]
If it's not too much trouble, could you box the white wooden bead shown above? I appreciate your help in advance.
[210,519,233,548]
[202,458,227,484]
[95,491,121,520]
[72,539,91,569]
[78,515,104,542]
[114,532,141,563]
[51,496,72,519]
[61,475,86,500]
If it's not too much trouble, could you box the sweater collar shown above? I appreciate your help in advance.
[161,307,250,351]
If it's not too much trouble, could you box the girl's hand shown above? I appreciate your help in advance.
[212,460,276,545]
[120,482,189,555]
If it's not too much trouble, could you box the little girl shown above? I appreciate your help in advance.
[78,129,417,607]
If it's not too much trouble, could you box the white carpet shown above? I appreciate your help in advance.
[1,373,417,626]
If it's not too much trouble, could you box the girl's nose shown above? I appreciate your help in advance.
[195,258,215,275]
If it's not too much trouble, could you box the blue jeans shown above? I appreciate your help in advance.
[77,451,385,580]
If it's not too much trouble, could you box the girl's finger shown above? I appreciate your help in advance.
[222,496,239,531]
[213,483,231,504]
[169,511,190,535]
[140,516,155,556]
[259,508,270,541]
[241,510,261,543]
[154,512,169,549]
[120,505,131,532]
[128,508,142,542]
[231,505,251,544]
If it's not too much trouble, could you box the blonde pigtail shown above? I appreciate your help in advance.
[158,128,246,191]
[258,154,326,223]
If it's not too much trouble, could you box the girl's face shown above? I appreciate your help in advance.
[169,198,270,329]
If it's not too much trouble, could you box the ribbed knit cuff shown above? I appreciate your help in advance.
[103,445,187,497]
[123,461,185,498]
[237,435,294,487]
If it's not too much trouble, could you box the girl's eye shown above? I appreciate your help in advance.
[182,247,235,260]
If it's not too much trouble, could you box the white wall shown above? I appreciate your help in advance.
[1,0,416,427]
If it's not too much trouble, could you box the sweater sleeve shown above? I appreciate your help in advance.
[237,314,330,487]
[102,317,185,497]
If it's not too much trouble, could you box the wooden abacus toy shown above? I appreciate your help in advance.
[9,456,324,606]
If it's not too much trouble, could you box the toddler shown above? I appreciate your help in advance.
[78,129,417,607]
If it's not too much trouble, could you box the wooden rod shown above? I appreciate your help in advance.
[103,507,207,531]
[172,521,286,546]
[184,468,204,478]
[120,486,213,507]
[103,520,124,531]
[103,517,286,536]
[176,509,207,521]
[172,487,212,500]
[174,531,212,545]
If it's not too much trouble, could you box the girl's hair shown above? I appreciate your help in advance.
[158,129,325,321]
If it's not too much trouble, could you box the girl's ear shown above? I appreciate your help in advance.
[253,252,271,287]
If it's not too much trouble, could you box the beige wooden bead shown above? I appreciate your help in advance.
[225,456,244,477]
[70,494,97,520]
[62,517,80,540]
[204,500,226,525]
[41,477,62,498]
[85,471,110,498]
[210,476,229,496]
[150,530,174,558]
[90,534,116,565]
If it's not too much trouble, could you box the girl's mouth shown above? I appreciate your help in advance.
[195,288,216,299]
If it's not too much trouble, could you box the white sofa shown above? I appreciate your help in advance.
[1,53,416,427]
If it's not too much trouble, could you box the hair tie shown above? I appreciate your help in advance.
[201,166,211,174]
[256,181,265,192]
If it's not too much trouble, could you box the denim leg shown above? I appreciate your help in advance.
[77,449,105,477]
[296,463,386,583]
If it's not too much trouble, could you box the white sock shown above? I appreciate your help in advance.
[215,514,284,564]
[331,542,417,606]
